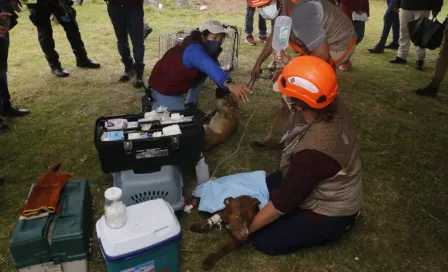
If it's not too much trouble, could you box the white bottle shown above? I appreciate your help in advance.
[195,155,210,185]
[272,16,293,59]
[104,187,127,229]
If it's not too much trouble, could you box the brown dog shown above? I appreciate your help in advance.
[190,195,260,271]
[203,93,239,150]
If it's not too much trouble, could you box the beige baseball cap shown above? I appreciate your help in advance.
[199,20,226,34]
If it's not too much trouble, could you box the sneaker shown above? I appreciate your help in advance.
[245,35,257,46]
[385,42,399,50]
[416,60,424,71]
[415,85,438,97]
[259,35,268,43]
[389,56,407,64]
[339,62,350,71]
[251,136,283,150]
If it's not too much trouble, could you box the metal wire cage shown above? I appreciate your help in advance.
[158,24,241,72]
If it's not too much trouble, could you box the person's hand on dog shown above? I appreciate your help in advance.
[227,83,252,102]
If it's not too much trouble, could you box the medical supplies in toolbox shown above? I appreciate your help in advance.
[94,107,205,173]
[10,180,93,272]
[96,199,182,272]
[113,165,184,211]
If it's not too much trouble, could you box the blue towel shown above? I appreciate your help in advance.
[192,171,269,213]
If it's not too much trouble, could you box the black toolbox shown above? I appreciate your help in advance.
[94,110,205,173]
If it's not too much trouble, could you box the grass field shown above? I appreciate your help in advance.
[1,0,448,271]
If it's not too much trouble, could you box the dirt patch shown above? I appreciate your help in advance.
[188,0,245,14]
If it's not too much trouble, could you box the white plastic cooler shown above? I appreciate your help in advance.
[96,199,182,272]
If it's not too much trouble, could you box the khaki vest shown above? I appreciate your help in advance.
[280,97,363,217]
[286,0,355,55]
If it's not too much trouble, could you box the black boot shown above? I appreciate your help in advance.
[0,117,8,130]
[385,42,399,50]
[133,63,145,88]
[76,58,101,69]
[1,106,30,117]
[415,85,438,97]
[389,56,407,64]
[51,66,70,77]
[416,60,424,71]
[144,26,153,39]
[367,44,385,54]
[144,19,153,39]
[141,94,152,112]
[120,66,135,82]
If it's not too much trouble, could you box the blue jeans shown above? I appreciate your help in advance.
[107,4,145,74]
[0,32,11,112]
[245,3,267,36]
[353,21,365,45]
[378,0,400,47]
[150,84,203,111]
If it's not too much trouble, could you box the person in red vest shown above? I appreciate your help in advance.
[148,20,252,111]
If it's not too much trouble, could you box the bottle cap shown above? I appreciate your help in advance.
[105,187,122,201]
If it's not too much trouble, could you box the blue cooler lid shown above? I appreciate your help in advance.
[96,199,182,260]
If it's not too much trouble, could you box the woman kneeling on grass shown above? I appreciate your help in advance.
[147,20,252,111]
[250,56,363,255]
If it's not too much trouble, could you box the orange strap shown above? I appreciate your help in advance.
[330,34,357,65]
[289,34,357,68]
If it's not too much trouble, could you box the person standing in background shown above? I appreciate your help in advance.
[414,15,447,96]
[245,1,269,46]
[367,0,400,53]
[339,0,369,71]
[389,0,443,70]
[25,0,100,78]
[0,1,30,131]
[106,0,145,88]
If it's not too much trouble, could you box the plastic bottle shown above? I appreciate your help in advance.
[195,154,210,184]
[272,16,293,59]
[104,187,127,229]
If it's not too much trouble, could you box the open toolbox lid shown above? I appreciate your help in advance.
[96,199,182,260]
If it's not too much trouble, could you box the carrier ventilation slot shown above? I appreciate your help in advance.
[131,191,169,203]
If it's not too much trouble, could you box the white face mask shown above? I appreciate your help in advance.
[259,2,279,20]
[282,95,295,111]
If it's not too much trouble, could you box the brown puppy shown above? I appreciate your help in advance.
[203,93,239,150]
[190,195,260,271]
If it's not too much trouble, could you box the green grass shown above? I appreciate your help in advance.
[1,1,448,271]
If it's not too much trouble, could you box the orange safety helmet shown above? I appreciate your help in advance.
[273,56,338,109]
[248,0,272,8]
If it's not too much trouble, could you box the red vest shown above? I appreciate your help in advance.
[149,36,205,96]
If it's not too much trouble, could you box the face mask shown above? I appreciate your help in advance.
[282,95,295,112]
[259,2,279,20]
[205,40,221,55]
